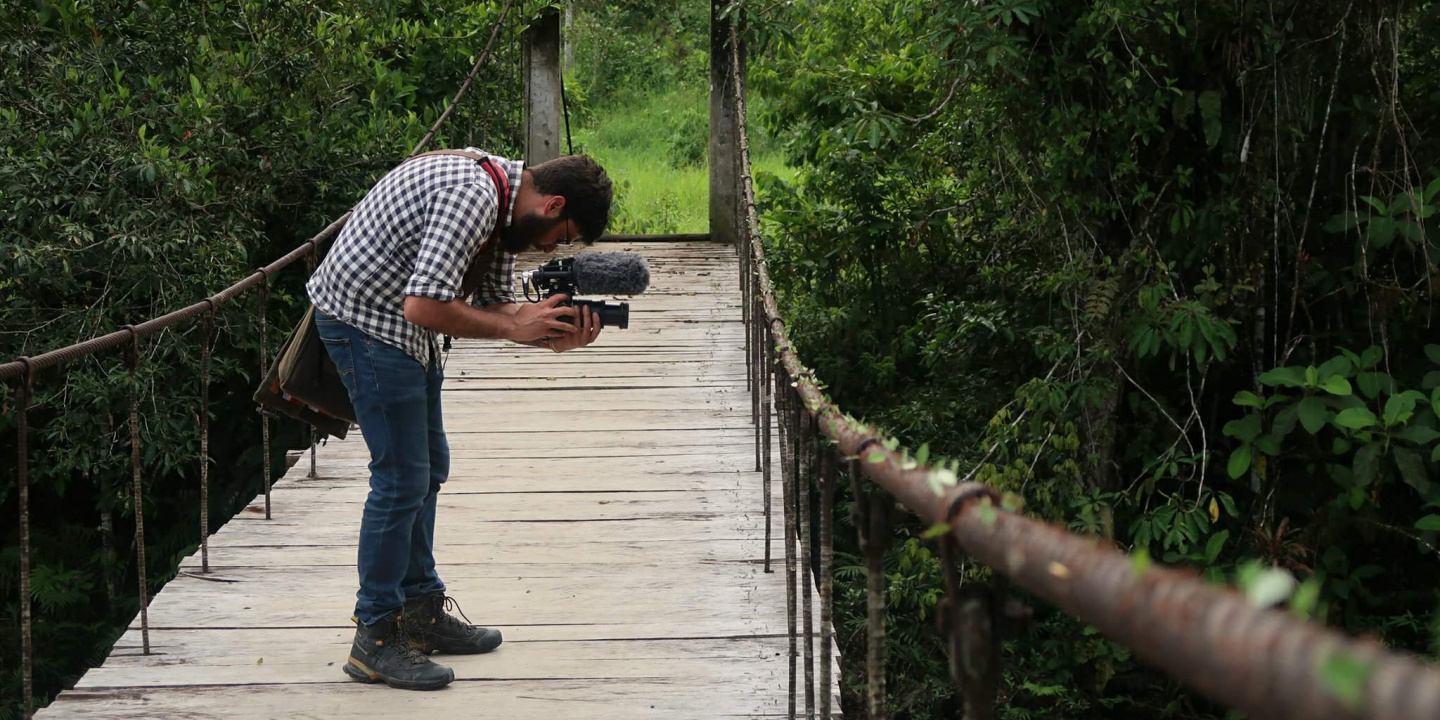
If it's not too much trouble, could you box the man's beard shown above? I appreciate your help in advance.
[500,211,563,253]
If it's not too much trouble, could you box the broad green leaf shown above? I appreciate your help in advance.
[1204,530,1229,564]
[1227,445,1252,479]
[1304,366,1319,387]
[1352,443,1383,487]
[1423,371,1440,391]
[1394,447,1431,495]
[915,443,930,466]
[1233,391,1263,408]
[1367,218,1396,248]
[1258,366,1307,388]
[1317,356,1353,379]
[1418,515,1440,532]
[1320,376,1352,396]
[921,522,951,539]
[1427,344,1440,365]
[1383,393,1419,427]
[1334,407,1378,430]
[1395,426,1440,445]
[1361,195,1388,213]
[1255,436,1281,456]
[1297,396,1328,434]
[1360,346,1383,370]
[1223,414,1262,443]
[1272,405,1300,438]
[1357,372,1392,399]
[1323,212,1359,234]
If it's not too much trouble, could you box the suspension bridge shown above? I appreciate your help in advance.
[9,3,1440,719]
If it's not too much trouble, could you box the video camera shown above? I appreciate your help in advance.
[522,253,650,330]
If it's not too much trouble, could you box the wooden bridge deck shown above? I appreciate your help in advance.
[37,240,840,718]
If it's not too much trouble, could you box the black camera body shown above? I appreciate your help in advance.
[524,257,631,330]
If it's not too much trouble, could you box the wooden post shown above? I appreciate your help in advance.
[524,6,562,164]
[563,3,573,69]
[709,0,740,245]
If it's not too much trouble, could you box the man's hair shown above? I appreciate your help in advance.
[528,154,613,243]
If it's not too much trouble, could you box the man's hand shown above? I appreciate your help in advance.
[508,294,580,343]
[548,304,603,353]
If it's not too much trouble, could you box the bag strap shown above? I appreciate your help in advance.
[400,150,512,224]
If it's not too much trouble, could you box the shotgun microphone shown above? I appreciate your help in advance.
[539,253,651,296]
[524,253,651,329]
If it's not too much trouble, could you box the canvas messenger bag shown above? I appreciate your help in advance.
[252,150,512,439]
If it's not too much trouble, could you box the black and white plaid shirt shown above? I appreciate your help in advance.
[307,148,523,366]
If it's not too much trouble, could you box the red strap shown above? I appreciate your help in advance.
[477,157,511,232]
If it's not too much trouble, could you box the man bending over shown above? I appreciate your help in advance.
[306,149,613,690]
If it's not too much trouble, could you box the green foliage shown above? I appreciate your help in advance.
[0,1,522,713]
[747,0,1440,716]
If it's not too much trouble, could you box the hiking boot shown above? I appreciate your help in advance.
[342,611,455,690]
[403,593,503,655]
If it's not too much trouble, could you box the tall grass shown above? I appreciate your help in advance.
[572,86,795,235]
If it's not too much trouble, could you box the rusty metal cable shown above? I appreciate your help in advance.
[727,19,1440,720]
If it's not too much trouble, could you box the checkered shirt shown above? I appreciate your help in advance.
[306,148,523,366]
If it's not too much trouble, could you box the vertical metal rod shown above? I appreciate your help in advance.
[740,161,751,396]
[123,331,151,655]
[778,370,799,720]
[819,447,835,719]
[258,280,272,519]
[305,251,319,480]
[752,288,762,472]
[199,309,213,573]
[14,361,35,719]
[865,490,889,720]
[799,413,816,719]
[761,322,773,574]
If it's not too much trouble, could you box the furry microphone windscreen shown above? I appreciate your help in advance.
[572,253,651,296]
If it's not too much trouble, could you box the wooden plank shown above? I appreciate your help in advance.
[45,678,833,718]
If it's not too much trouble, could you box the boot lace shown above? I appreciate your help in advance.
[432,594,478,634]
[392,616,433,666]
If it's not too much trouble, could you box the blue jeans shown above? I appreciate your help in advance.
[315,311,448,625]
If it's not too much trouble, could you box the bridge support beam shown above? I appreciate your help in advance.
[524,6,562,165]
[709,0,742,245]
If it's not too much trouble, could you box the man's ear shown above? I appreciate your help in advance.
[544,195,567,218]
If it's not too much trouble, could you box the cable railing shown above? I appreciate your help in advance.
[724,23,1440,720]
[2,3,517,716]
